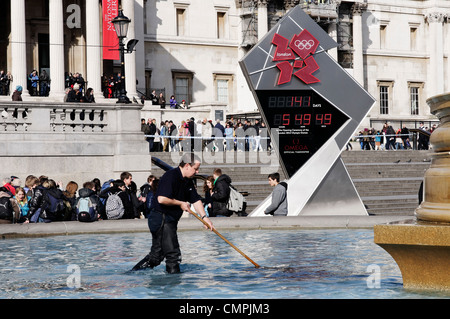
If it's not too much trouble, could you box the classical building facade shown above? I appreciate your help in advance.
[2,0,143,100]
[1,0,450,130]
[142,0,450,130]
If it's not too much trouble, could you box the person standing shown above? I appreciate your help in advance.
[39,70,50,96]
[160,120,169,152]
[385,122,396,150]
[159,93,166,109]
[150,90,158,105]
[168,120,178,151]
[132,153,214,274]
[120,172,138,219]
[418,121,429,150]
[147,118,157,152]
[264,172,288,216]
[188,117,196,151]
[29,70,39,96]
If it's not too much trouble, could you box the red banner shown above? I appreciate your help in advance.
[102,0,119,60]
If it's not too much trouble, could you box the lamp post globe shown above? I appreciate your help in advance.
[111,9,131,104]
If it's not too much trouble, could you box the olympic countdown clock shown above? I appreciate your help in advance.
[239,7,376,216]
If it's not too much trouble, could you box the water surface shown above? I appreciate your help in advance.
[0,229,448,299]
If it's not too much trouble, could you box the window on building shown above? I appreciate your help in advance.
[176,8,186,36]
[377,80,393,115]
[410,27,417,51]
[214,74,233,105]
[380,25,387,49]
[172,71,193,104]
[379,86,389,114]
[217,12,226,39]
[410,87,419,115]
[409,82,423,115]
[217,79,228,103]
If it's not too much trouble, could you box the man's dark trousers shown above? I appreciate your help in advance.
[147,211,181,273]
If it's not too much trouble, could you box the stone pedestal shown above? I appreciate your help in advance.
[374,221,450,291]
[374,92,450,291]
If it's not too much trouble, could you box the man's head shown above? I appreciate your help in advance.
[179,153,201,178]
[213,168,222,180]
[268,172,280,187]
[120,171,133,187]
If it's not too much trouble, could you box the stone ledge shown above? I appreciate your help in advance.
[0,215,412,239]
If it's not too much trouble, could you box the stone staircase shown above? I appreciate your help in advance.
[148,150,431,216]
[340,150,431,216]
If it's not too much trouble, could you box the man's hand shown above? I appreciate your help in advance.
[202,216,215,231]
[180,201,191,212]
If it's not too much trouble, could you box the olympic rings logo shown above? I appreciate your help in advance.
[294,39,315,50]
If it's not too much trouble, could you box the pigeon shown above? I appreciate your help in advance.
[394,160,400,163]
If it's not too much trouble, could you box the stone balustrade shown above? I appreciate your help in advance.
[1,102,114,134]
[0,101,151,186]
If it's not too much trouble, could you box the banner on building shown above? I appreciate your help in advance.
[102,0,119,60]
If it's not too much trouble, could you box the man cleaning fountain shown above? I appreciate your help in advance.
[132,153,214,274]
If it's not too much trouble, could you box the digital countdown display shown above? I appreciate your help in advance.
[256,90,350,177]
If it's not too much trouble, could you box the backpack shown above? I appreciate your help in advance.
[226,185,245,213]
[0,197,13,221]
[99,180,114,205]
[76,197,96,222]
[44,191,66,220]
[105,192,124,220]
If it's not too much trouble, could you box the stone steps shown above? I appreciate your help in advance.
[148,150,429,216]
[341,150,429,216]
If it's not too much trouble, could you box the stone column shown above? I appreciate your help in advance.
[352,3,365,86]
[122,0,137,100]
[49,0,66,100]
[134,0,146,95]
[426,12,445,97]
[257,0,268,40]
[86,0,102,96]
[328,20,338,61]
[10,0,29,96]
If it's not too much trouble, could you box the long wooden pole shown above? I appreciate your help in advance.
[188,209,260,268]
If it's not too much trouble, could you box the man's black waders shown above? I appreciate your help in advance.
[145,210,181,274]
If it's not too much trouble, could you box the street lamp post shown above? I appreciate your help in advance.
[111,9,131,104]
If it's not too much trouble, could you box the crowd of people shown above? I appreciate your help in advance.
[0,69,51,98]
[141,116,271,153]
[2,70,123,102]
[148,92,189,109]
[353,122,436,151]
[0,166,253,225]
[0,173,156,224]
[102,73,124,99]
